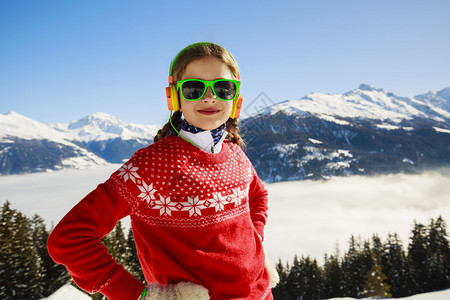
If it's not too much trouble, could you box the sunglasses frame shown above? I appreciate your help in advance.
[176,78,241,101]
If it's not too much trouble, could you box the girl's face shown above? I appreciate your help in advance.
[179,56,235,130]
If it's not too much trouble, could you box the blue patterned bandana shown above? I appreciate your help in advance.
[180,120,226,145]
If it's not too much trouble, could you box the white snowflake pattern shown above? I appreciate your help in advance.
[137,181,157,205]
[152,195,177,216]
[118,162,141,183]
[210,192,228,212]
[230,187,248,207]
[180,196,207,217]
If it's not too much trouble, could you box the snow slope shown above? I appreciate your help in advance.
[40,285,450,300]
[40,284,90,300]
[329,288,450,299]
[1,111,75,143]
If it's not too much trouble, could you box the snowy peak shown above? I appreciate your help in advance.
[51,112,160,142]
[356,83,384,92]
[67,112,125,130]
[0,111,69,143]
[263,84,450,124]
[414,87,450,113]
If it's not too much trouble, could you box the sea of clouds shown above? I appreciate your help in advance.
[1,166,449,266]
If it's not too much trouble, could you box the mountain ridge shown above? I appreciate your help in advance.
[1,84,449,178]
[0,112,160,174]
[241,84,450,182]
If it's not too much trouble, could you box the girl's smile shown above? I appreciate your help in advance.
[197,108,221,115]
[179,56,235,130]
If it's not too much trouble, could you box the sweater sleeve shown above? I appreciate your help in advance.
[248,166,269,241]
[47,176,144,300]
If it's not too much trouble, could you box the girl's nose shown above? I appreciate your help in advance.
[202,87,216,102]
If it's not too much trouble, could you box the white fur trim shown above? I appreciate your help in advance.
[146,281,210,300]
[265,256,280,288]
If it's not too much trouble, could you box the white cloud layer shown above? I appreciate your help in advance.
[264,169,450,264]
[1,166,449,266]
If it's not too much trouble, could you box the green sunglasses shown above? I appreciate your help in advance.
[176,79,241,101]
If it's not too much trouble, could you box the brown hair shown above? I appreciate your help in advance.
[153,43,245,148]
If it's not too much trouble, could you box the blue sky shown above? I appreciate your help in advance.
[1,0,449,125]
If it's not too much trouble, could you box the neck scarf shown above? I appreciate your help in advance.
[180,120,226,145]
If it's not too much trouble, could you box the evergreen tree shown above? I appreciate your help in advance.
[383,233,412,297]
[341,235,371,297]
[371,234,384,262]
[0,201,15,299]
[108,220,130,266]
[286,255,321,300]
[300,256,321,300]
[0,201,43,299]
[408,221,429,293]
[427,216,450,291]
[362,257,391,299]
[321,254,343,298]
[272,259,290,300]
[126,227,145,283]
[286,255,302,298]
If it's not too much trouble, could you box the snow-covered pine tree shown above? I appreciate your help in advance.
[408,221,429,293]
[126,227,145,283]
[341,235,372,297]
[321,254,344,298]
[383,233,412,297]
[0,201,14,298]
[362,257,391,299]
[300,256,321,300]
[286,255,322,300]
[286,255,302,298]
[0,201,43,299]
[108,220,130,266]
[427,216,450,291]
[272,259,290,300]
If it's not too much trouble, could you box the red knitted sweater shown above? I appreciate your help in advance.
[47,136,272,300]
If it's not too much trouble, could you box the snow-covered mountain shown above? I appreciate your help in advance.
[0,112,107,174]
[50,112,160,164]
[262,84,450,125]
[0,112,160,175]
[50,112,160,142]
[2,84,449,178]
[242,84,450,182]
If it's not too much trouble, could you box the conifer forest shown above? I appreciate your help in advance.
[1,200,449,300]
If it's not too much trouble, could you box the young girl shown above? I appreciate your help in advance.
[47,42,277,300]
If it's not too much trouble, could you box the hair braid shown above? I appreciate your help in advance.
[153,110,183,143]
[226,118,246,149]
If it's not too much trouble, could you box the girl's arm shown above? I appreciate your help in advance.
[248,166,269,241]
[47,178,144,300]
